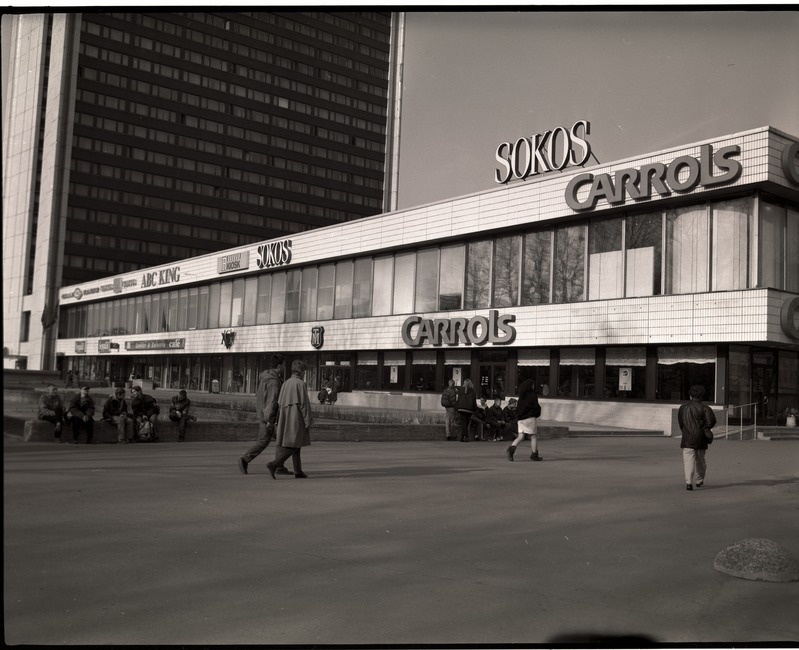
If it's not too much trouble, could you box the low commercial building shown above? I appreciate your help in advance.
[54,125,799,433]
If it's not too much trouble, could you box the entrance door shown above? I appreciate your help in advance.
[479,364,507,400]
[752,349,777,424]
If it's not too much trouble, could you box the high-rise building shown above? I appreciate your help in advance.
[2,10,405,370]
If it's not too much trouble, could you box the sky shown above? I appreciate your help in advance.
[395,9,799,210]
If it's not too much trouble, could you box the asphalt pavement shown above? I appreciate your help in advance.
[3,435,798,646]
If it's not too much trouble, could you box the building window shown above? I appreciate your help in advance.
[371,256,394,316]
[465,240,491,310]
[604,347,647,399]
[270,272,287,324]
[352,258,373,318]
[759,200,786,290]
[317,264,335,320]
[300,267,318,321]
[625,212,662,297]
[492,235,521,308]
[553,225,585,303]
[656,345,715,401]
[231,279,246,326]
[439,245,465,310]
[712,198,753,291]
[392,253,416,315]
[334,261,354,319]
[521,231,551,306]
[256,276,271,325]
[20,311,31,342]
[558,348,595,397]
[588,218,623,300]
[414,249,439,312]
[665,205,708,294]
[285,270,302,323]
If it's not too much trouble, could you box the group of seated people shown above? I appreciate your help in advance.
[467,397,520,441]
[37,384,193,443]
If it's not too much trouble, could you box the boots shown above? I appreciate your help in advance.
[530,451,542,461]
[506,445,515,461]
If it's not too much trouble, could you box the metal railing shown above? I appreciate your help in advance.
[722,402,759,440]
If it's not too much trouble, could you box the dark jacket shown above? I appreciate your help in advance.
[516,378,541,420]
[169,396,191,417]
[455,388,477,414]
[677,399,717,449]
[502,405,518,424]
[102,395,128,420]
[441,385,457,408]
[130,393,159,418]
[274,372,312,448]
[255,368,282,426]
[68,393,95,419]
[38,393,64,418]
[485,404,505,427]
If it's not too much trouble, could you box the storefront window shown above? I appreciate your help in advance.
[87,303,97,337]
[243,277,258,326]
[334,260,354,319]
[588,218,623,300]
[604,347,646,398]
[134,296,144,333]
[392,253,415,314]
[415,248,439,312]
[219,281,233,327]
[117,300,126,335]
[285,269,301,322]
[521,231,551,306]
[727,345,751,419]
[665,204,708,294]
[656,345,715,401]
[229,279,245,326]
[517,349,550,395]
[625,212,662,297]
[126,297,136,335]
[168,289,179,331]
[317,264,335,320]
[270,272,286,323]
[493,235,521,308]
[465,240,491,309]
[777,351,799,424]
[355,351,378,389]
[150,294,161,332]
[142,295,152,332]
[553,225,585,303]
[372,256,393,316]
[558,348,594,397]
[300,267,318,321]
[177,289,188,331]
[256,275,271,324]
[759,201,786,290]
[712,198,752,291]
[197,286,209,329]
[187,288,198,330]
[352,258,373,317]
[207,284,220,329]
[439,245,465,310]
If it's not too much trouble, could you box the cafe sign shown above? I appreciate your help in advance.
[125,338,186,351]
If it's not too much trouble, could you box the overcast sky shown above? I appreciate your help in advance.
[396,9,799,210]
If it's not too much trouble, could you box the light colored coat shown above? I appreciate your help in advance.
[274,373,312,448]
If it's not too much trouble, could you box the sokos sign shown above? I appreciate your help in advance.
[402,311,517,347]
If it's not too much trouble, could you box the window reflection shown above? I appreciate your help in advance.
[521,231,551,306]
[625,212,662,296]
[588,218,623,300]
[665,205,708,294]
[492,235,521,308]
[553,225,585,303]
[465,240,491,309]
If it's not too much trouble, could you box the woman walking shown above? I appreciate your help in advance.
[455,378,478,442]
[506,378,543,461]
[267,359,313,479]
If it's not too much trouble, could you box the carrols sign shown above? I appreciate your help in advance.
[402,311,517,347]
[565,144,742,211]
[495,120,591,184]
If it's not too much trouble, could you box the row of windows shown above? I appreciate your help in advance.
[59,195,799,340]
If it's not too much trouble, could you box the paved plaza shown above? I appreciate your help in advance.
[3,435,798,646]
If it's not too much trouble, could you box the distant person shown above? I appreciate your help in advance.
[102,387,130,443]
[485,397,506,441]
[130,385,159,442]
[471,397,489,441]
[168,389,192,441]
[68,386,95,444]
[506,379,542,461]
[677,384,717,491]
[239,354,289,475]
[503,398,519,437]
[65,371,74,388]
[455,378,478,443]
[440,379,458,441]
[267,359,312,479]
[38,384,65,443]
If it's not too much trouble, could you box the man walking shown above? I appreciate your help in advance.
[441,379,458,440]
[678,384,717,491]
[102,387,130,443]
[239,354,289,475]
[38,385,66,443]
[267,359,312,479]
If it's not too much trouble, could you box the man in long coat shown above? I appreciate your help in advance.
[267,359,312,479]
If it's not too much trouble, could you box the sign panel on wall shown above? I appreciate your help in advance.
[124,338,186,351]
[618,367,632,392]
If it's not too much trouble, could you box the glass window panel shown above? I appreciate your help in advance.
[465,240,491,309]
[117,300,126,335]
[334,260,354,319]
[197,286,209,329]
[625,212,662,297]
[112,301,121,335]
[176,289,188,331]
[256,275,271,324]
[392,253,416,314]
[151,293,162,332]
[87,303,96,337]
[759,201,785,290]
[187,287,199,330]
[522,230,551,305]
[270,272,286,323]
[588,218,623,300]
[126,297,135,335]
[300,267,318,321]
[712,197,752,291]
[168,290,179,331]
[97,303,107,336]
[243,277,258,325]
[438,245,464,310]
[414,249,439,312]
[372,256,393,316]
[134,296,144,333]
[219,281,233,327]
[317,264,335,320]
[553,224,585,303]
[231,278,245,326]
[207,283,220,328]
[353,258,373,318]
[142,295,152,332]
[492,235,521,307]
[665,205,709,294]
[285,269,301,322]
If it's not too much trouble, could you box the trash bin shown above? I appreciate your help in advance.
[211,379,220,394]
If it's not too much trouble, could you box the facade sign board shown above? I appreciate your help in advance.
[402,310,517,347]
[74,341,86,354]
[98,339,111,354]
[141,266,180,289]
[217,251,250,274]
[256,239,293,270]
[125,338,186,351]
[619,367,632,391]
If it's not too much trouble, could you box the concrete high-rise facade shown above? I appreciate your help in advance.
[2,10,404,370]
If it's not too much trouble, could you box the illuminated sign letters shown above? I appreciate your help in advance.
[402,310,517,347]
[495,120,591,184]
[565,144,742,211]
[256,239,293,270]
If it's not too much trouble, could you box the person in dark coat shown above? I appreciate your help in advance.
[506,379,543,461]
[130,385,160,441]
[239,354,289,475]
[502,398,519,437]
[102,387,130,443]
[471,397,489,441]
[267,359,312,479]
[68,386,95,444]
[168,389,192,441]
[441,379,458,440]
[677,384,717,490]
[38,384,65,443]
[485,398,506,441]
[454,378,478,442]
